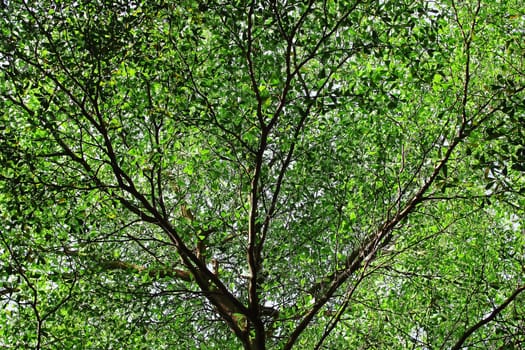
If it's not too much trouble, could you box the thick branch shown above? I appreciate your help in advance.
[450,285,525,350]
[6,48,252,345]
[283,119,470,349]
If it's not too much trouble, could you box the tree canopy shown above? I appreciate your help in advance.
[1,0,524,349]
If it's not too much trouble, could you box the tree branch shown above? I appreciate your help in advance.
[283,112,472,349]
[450,285,525,350]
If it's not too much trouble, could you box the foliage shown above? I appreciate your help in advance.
[1,0,524,349]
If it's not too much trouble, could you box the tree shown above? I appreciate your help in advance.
[1,0,524,349]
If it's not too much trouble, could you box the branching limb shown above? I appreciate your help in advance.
[283,107,474,349]
[450,285,525,350]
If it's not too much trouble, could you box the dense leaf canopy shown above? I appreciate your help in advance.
[1,0,524,349]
